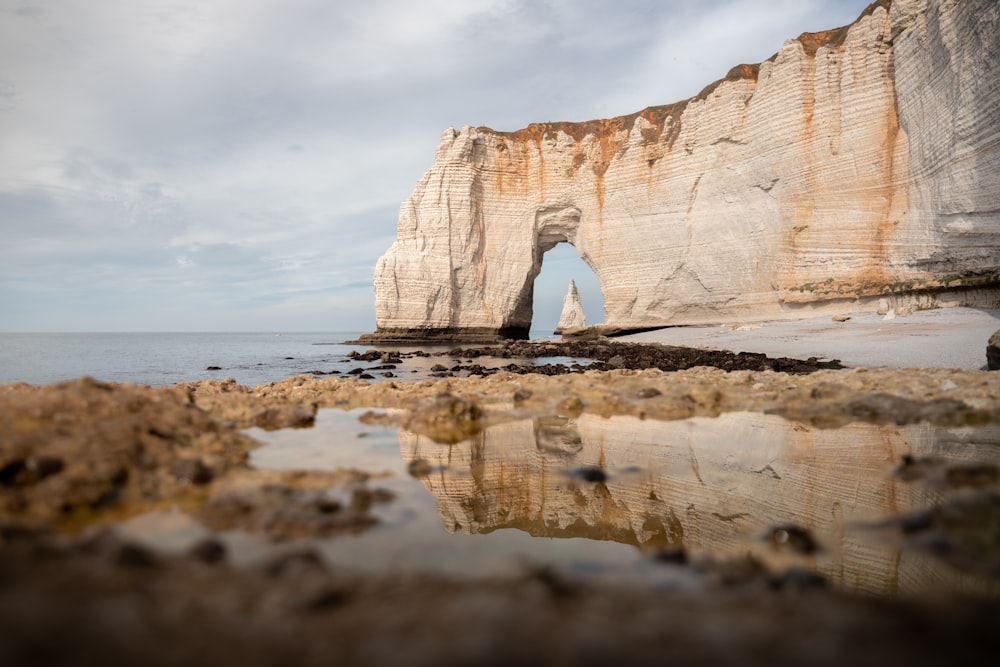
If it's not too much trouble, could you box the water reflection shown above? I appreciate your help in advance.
[398,413,1000,597]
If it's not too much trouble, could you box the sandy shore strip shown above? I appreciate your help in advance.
[619,307,1000,370]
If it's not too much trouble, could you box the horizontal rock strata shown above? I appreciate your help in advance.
[370,0,1000,340]
[554,279,586,334]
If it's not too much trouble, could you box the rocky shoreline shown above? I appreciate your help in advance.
[3,341,1000,665]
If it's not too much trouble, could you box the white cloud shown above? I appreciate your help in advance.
[0,0,875,331]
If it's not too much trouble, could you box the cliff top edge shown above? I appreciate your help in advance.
[472,0,892,143]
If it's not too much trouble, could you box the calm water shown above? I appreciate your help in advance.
[239,409,1000,594]
[0,332,368,386]
[0,330,562,387]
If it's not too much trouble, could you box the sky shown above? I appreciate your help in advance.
[0,0,875,333]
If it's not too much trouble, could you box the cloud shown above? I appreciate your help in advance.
[0,0,875,331]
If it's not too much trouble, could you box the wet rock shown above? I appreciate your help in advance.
[513,389,533,403]
[407,458,433,478]
[448,340,840,374]
[891,491,1000,578]
[254,405,317,430]
[0,380,254,527]
[206,366,222,371]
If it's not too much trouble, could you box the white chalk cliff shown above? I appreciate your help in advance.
[555,279,586,333]
[370,0,1000,340]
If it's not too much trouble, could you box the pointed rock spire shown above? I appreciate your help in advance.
[555,279,586,334]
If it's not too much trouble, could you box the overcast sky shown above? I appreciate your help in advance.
[0,0,874,333]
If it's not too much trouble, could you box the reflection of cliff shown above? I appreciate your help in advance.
[399,413,1000,596]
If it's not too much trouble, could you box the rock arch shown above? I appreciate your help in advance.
[366,0,1000,343]
[508,205,604,333]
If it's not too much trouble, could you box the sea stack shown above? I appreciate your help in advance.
[366,0,1000,342]
[555,280,586,334]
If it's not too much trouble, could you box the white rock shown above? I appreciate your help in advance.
[371,0,1000,339]
[555,279,586,334]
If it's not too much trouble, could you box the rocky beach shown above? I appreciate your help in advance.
[3,316,1000,665]
[4,0,1000,662]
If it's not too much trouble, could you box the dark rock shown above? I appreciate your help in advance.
[766,567,827,592]
[206,366,222,371]
[574,466,608,483]
[407,458,433,478]
[988,329,1000,370]
[652,546,688,565]
[350,487,395,511]
[0,456,65,488]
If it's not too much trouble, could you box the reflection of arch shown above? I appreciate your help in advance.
[507,205,605,334]
[397,415,1000,596]
[534,416,582,457]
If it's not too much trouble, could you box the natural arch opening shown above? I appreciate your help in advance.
[529,242,605,338]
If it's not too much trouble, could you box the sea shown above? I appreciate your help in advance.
[0,331,559,387]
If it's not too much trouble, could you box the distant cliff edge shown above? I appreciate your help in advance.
[366,0,1000,342]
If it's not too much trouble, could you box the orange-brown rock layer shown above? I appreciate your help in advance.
[372,0,1000,339]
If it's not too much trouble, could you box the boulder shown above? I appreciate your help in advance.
[988,330,1000,371]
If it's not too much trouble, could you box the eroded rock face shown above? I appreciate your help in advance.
[372,0,1000,339]
[555,279,586,333]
